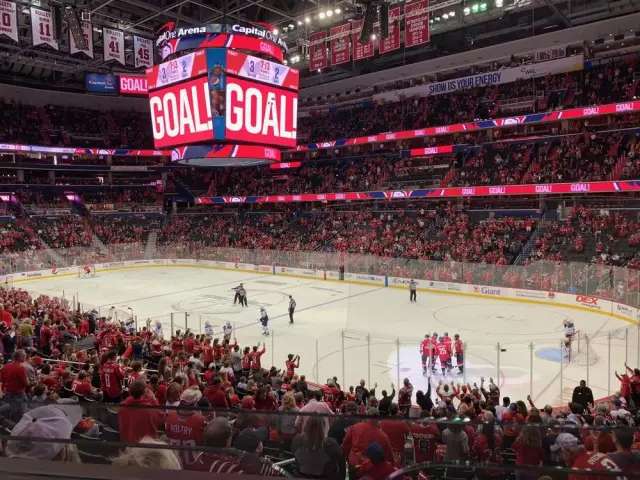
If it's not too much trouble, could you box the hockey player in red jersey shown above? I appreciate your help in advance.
[420,335,432,374]
[430,332,438,373]
[454,334,464,374]
[436,339,451,376]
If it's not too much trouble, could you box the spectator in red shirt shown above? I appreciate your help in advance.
[342,407,393,477]
[250,343,266,372]
[100,351,124,402]
[0,349,30,421]
[165,387,206,467]
[379,404,411,466]
[285,353,299,378]
[39,320,53,356]
[149,374,168,405]
[71,370,99,400]
[512,425,544,480]
[357,442,397,480]
[0,304,13,329]
[398,378,413,416]
[118,380,163,443]
[204,376,229,408]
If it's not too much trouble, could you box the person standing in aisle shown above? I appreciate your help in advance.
[288,295,296,324]
[409,279,417,303]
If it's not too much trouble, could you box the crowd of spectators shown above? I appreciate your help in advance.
[156,207,536,266]
[0,284,638,477]
[429,130,638,188]
[164,128,638,197]
[91,215,162,245]
[529,207,640,267]
[299,54,639,143]
[0,99,152,148]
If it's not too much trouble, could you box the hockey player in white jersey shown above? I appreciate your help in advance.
[259,307,270,336]
[223,321,233,341]
[204,320,215,337]
[153,320,163,338]
[563,319,576,339]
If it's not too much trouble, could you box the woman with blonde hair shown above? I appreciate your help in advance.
[291,416,345,479]
[277,392,299,448]
[112,436,181,470]
[512,425,543,480]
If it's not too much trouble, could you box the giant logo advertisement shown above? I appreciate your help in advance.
[223,76,297,148]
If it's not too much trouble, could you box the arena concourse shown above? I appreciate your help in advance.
[1,1,640,479]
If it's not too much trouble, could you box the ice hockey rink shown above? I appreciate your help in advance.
[17,265,638,407]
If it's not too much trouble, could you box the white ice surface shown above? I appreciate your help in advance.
[19,266,637,406]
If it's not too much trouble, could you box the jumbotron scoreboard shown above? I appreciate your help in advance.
[146,23,299,166]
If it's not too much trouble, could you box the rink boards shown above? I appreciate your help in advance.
[3,257,638,325]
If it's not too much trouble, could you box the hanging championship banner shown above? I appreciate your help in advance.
[30,7,58,49]
[351,19,374,61]
[309,31,328,71]
[330,23,351,66]
[379,5,401,54]
[134,35,153,68]
[404,0,430,48]
[70,22,94,58]
[0,1,18,43]
[103,27,125,65]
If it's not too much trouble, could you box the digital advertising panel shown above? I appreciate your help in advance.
[146,50,208,91]
[86,73,118,94]
[147,47,298,150]
[223,75,298,148]
[119,74,148,95]
[148,75,217,148]
[223,50,299,90]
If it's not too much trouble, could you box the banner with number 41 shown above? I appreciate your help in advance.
[103,27,125,65]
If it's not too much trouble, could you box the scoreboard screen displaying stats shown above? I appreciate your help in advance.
[147,49,298,149]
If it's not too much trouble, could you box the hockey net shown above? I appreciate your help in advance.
[77,264,97,278]
[567,330,600,367]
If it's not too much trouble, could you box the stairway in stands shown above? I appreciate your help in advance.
[512,210,556,265]
[144,230,159,259]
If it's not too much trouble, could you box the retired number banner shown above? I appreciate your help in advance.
[330,23,351,66]
[404,0,430,48]
[379,5,401,54]
[134,36,153,68]
[30,7,58,50]
[351,19,374,61]
[103,27,125,65]
[70,22,94,58]
[309,31,328,71]
[0,1,18,43]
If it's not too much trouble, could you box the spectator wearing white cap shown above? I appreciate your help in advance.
[165,387,206,467]
[6,403,83,462]
[112,436,181,470]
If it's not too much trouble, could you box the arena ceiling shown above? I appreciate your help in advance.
[0,0,639,89]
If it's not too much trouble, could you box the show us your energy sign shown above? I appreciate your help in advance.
[147,48,298,150]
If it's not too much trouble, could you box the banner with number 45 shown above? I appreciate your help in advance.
[134,36,153,68]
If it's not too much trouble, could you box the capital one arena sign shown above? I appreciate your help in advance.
[149,75,297,149]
